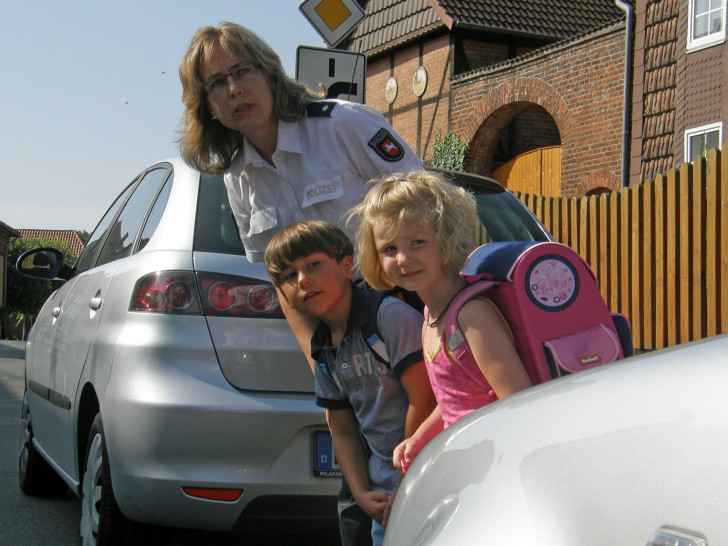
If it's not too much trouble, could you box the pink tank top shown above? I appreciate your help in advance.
[422,315,498,428]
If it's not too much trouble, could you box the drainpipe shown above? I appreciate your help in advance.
[615,0,634,188]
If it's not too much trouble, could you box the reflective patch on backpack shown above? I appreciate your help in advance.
[447,328,466,353]
[367,333,389,362]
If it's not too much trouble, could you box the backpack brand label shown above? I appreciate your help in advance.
[579,354,602,365]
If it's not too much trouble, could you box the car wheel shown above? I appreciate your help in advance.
[19,390,68,496]
[81,414,147,545]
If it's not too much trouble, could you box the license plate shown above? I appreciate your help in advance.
[313,431,341,478]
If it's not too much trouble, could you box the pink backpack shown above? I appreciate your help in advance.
[444,241,633,385]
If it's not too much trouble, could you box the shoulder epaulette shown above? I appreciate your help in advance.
[306,100,338,118]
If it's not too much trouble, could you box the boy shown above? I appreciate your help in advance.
[264,220,436,546]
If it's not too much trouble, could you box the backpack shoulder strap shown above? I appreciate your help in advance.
[440,281,497,387]
[360,287,395,366]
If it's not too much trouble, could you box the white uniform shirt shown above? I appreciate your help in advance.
[223,99,423,262]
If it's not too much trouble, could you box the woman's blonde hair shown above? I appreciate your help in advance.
[349,168,478,289]
[178,22,322,174]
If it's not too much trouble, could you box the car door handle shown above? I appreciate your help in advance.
[52,307,61,318]
[89,297,102,310]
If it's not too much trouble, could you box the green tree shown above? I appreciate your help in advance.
[430,130,470,171]
[2,236,76,339]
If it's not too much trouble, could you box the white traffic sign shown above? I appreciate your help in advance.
[299,0,365,48]
[296,46,366,104]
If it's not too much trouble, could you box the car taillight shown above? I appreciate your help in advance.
[130,272,201,313]
[197,272,283,318]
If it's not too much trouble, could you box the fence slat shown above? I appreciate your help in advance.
[642,179,654,350]
[654,174,666,349]
[609,191,620,313]
[666,169,678,347]
[579,197,589,262]
[570,197,579,259]
[679,163,691,344]
[552,196,561,242]
[598,194,609,303]
[620,188,631,322]
[630,185,642,349]
[706,149,718,338]
[692,160,705,341]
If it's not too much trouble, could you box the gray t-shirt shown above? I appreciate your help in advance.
[313,286,424,493]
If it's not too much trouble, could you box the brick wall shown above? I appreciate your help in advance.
[364,24,626,197]
[674,0,728,164]
[366,34,452,161]
[451,24,627,197]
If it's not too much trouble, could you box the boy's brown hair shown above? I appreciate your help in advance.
[264,220,354,288]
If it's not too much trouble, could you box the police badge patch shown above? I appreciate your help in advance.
[368,128,404,161]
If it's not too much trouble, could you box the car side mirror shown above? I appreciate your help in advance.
[16,247,74,281]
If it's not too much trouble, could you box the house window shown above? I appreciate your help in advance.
[684,122,723,162]
[688,0,726,51]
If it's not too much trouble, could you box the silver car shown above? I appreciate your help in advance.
[17,159,550,544]
[384,334,728,546]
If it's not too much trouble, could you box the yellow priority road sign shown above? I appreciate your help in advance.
[299,0,365,47]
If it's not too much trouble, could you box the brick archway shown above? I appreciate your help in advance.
[462,78,572,176]
[578,170,622,195]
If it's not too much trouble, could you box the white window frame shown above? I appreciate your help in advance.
[684,122,723,162]
[687,0,727,52]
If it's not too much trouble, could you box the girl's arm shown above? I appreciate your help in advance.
[399,360,438,438]
[392,405,444,471]
[458,298,532,398]
[328,407,390,524]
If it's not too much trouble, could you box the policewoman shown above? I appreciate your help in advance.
[178,22,422,546]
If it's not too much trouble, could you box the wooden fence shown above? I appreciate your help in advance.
[514,145,728,353]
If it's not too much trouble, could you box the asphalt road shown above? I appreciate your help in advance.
[0,340,79,545]
[0,340,340,545]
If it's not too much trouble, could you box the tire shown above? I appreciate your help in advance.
[18,390,68,497]
[80,414,151,545]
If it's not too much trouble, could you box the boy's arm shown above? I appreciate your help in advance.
[328,408,391,524]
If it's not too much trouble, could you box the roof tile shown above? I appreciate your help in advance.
[17,229,85,259]
[347,0,627,55]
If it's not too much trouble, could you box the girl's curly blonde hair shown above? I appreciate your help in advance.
[349,168,478,289]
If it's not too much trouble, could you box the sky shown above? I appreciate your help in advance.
[0,1,324,232]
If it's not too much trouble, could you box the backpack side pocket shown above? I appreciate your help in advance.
[543,323,621,378]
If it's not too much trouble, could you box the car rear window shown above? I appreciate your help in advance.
[193,172,548,256]
[194,174,246,255]
[471,188,550,244]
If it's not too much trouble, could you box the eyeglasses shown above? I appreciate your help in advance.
[203,62,259,98]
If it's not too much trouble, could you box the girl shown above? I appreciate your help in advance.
[350,169,533,471]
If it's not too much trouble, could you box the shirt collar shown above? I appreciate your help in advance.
[240,120,301,168]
